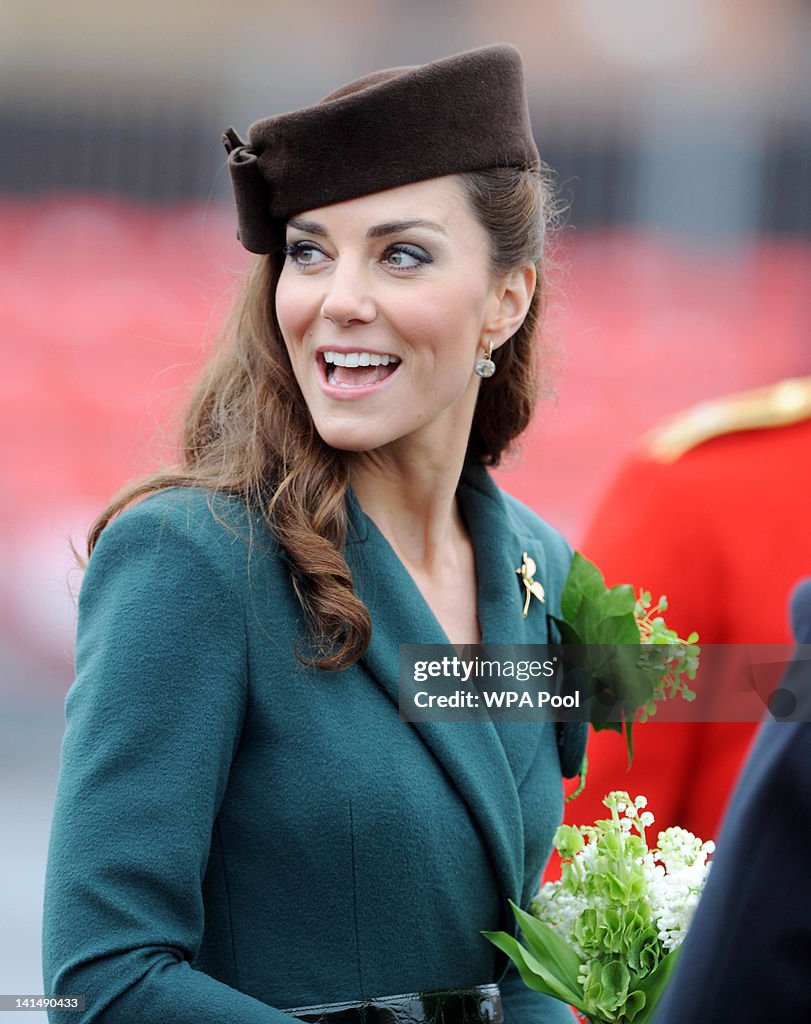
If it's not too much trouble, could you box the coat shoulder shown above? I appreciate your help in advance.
[84,487,286,612]
[94,487,277,562]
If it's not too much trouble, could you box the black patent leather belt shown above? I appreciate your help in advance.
[284,984,503,1024]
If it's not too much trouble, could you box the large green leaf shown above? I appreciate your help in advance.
[593,614,642,646]
[510,901,583,988]
[594,585,637,620]
[550,616,584,646]
[591,719,623,736]
[482,930,585,1011]
[560,552,607,622]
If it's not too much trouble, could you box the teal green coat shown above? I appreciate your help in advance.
[42,462,585,1024]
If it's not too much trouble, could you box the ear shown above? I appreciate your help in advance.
[484,264,537,350]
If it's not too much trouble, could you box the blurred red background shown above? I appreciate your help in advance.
[2,197,808,683]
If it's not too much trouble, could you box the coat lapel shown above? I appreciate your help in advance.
[456,463,552,648]
[344,464,553,921]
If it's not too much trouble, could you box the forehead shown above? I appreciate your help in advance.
[289,175,480,235]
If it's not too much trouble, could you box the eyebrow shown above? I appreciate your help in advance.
[287,218,328,236]
[286,217,448,239]
[367,219,448,239]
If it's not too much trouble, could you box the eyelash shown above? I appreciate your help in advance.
[282,241,433,270]
[384,244,433,269]
[282,242,323,266]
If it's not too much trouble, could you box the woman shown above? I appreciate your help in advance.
[42,45,585,1024]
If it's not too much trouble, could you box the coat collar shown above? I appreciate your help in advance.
[344,462,553,918]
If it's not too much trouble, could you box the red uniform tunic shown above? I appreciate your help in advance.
[565,377,811,844]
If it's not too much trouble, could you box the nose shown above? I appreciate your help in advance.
[320,259,376,327]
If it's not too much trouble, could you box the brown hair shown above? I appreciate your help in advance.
[88,165,560,670]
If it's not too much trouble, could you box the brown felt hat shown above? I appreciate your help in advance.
[222,43,540,254]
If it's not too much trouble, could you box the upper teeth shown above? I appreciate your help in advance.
[323,351,399,367]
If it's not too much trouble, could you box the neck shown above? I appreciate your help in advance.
[349,437,470,573]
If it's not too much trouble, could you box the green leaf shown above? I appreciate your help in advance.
[481,930,585,1011]
[549,616,584,646]
[481,931,557,997]
[510,900,584,989]
[553,825,585,857]
[593,720,622,737]
[601,959,630,1004]
[624,989,648,1022]
[594,614,642,646]
[595,584,637,618]
[560,552,607,622]
[631,946,682,1023]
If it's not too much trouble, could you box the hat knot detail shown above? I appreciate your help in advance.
[222,126,277,254]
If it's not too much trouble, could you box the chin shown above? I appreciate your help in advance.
[314,422,391,454]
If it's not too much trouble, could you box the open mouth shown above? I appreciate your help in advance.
[322,350,401,389]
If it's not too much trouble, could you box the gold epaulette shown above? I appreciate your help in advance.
[644,375,811,464]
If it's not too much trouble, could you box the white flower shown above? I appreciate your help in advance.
[647,830,712,950]
[531,881,588,956]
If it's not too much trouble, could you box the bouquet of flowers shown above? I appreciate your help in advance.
[484,792,714,1024]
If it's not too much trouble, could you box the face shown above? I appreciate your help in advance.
[275,175,531,457]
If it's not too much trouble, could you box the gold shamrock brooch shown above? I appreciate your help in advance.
[516,551,545,617]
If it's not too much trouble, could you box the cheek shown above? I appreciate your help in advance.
[409,285,490,354]
[274,276,312,346]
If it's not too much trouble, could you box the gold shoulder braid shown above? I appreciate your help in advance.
[644,375,811,464]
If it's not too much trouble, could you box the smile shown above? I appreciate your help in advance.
[321,350,401,389]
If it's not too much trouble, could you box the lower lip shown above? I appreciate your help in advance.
[317,359,401,400]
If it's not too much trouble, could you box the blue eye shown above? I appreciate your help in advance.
[283,242,329,267]
[384,244,432,269]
